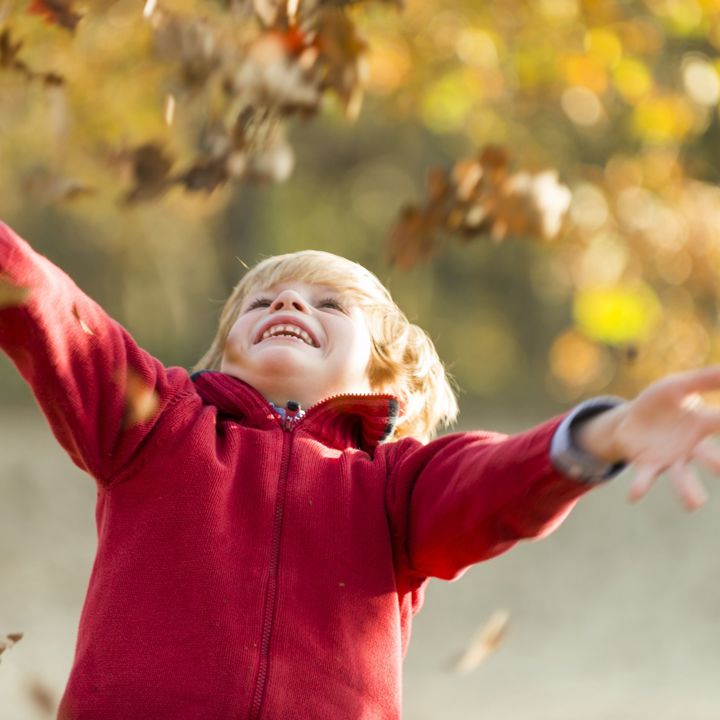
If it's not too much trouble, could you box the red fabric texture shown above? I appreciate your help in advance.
[0,222,596,720]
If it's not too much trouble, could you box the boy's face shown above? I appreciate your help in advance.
[220,281,374,408]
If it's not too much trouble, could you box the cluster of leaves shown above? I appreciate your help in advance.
[1,0,401,203]
[3,0,720,402]
[388,146,571,269]
[362,0,720,397]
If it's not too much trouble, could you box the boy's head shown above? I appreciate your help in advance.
[195,250,458,442]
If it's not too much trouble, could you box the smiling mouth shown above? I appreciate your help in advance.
[258,324,318,347]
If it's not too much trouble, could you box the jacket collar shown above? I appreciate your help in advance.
[191,371,398,453]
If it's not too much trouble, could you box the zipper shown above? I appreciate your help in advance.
[249,394,395,717]
[249,405,295,720]
[281,400,301,431]
[272,392,396,433]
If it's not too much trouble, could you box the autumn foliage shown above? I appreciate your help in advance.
[2,0,720,401]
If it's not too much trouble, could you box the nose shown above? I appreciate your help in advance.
[271,289,309,313]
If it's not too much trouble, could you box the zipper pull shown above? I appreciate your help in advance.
[283,400,301,431]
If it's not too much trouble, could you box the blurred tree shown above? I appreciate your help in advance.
[2,0,720,410]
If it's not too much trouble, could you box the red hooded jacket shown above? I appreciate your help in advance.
[0,222,594,719]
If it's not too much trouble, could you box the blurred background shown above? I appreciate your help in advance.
[2,0,720,717]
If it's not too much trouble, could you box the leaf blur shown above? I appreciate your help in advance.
[1,0,720,409]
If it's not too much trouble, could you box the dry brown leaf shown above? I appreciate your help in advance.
[449,609,509,674]
[23,169,94,205]
[389,146,572,267]
[230,31,321,114]
[0,276,29,309]
[123,369,160,428]
[122,143,175,204]
[27,0,83,32]
[0,632,23,662]
[151,13,221,89]
[71,304,94,335]
[179,156,230,193]
[0,27,23,67]
[26,678,56,717]
[315,7,368,118]
[387,206,441,270]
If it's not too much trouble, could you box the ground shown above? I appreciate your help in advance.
[1,408,719,719]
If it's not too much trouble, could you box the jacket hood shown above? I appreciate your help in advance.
[191,371,399,453]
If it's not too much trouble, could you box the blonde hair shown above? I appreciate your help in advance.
[194,251,458,442]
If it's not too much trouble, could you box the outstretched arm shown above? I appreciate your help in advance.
[0,222,195,484]
[575,367,720,510]
[383,417,595,581]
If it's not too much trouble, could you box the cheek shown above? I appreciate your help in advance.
[223,320,252,361]
[343,321,373,375]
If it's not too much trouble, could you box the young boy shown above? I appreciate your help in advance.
[1,220,719,720]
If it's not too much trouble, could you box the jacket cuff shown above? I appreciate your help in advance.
[550,397,627,483]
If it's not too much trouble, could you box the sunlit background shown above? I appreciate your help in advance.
[2,0,720,717]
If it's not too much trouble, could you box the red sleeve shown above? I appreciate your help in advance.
[0,221,196,485]
[383,418,596,581]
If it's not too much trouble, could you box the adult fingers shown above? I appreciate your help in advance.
[628,464,662,503]
[669,461,707,511]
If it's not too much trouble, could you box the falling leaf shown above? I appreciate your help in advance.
[27,0,83,32]
[23,169,94,205]
[387,205,443,269]
[0,276,29,309]
[230,31,321,114]
[0,632,23,662]
[0,27,23,68]
[151,13,221,89]
[449,610,509,674]
[26,678,56,717]
[179,156,229,193]
[388,146,572,267]
[123,368,160,428]
[0,27,65,83]
[71,304,94,335]
[122,143,174,204]
[315,7,368,119]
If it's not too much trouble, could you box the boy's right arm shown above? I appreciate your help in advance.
[0,221,196,485]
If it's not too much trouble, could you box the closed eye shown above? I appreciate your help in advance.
[317,297,346,312]
[245,297,272,311]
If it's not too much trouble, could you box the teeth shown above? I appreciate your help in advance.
[260,324,315,346]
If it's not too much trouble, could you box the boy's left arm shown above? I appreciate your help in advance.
[384,418,601,582]
[384,366,720,582]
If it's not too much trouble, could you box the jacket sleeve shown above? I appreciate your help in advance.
[0,221,196,485]
[383,417,597,581]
